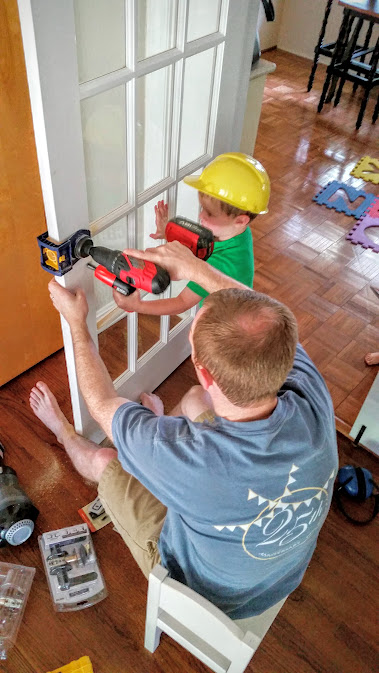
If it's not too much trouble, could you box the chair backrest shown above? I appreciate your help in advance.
[145,565,263,673]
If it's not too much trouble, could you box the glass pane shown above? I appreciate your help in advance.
[74,0,126,83]
[176,173,201,222]
[81,86,127,222]
[168,309,184,332]
[137,314,162,359]
[187,0,221,42]
[137,193,168,251]
[137,0,177,61]
[98,316,128,381]
[168,178,202,331]
[92,217,128,311]
[168,278,192,332]
[95,218,129,381]
[137,67,172,193]
[136,196,168,358]
[179,49,214,168]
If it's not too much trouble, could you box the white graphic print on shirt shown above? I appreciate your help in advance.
[214,464,336,560]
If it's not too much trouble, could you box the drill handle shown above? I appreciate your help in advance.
[166,217,214,260]
[88,264,136,296]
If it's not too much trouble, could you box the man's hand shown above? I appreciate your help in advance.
[48,278,88,328]
[151,200,168,240]
[122,241,200,282]
[112,287,144,312]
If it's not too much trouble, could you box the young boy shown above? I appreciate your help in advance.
[113,152,270,314]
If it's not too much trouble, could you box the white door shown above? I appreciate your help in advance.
[18,0,259,440]
[350,373,379,456]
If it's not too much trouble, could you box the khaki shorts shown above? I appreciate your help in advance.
[98,409,215,578]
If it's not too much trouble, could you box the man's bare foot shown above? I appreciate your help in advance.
[364,352,379,366]
[140,392,164,416]
[29,382,73,442]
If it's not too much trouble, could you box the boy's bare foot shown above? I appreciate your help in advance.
[140,392,164,416]
[364,352,379,366]
[29,382,73,442]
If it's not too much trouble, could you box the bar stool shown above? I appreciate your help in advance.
[308,0,375,92]
[333,24,379,127]
[317,0,379,129]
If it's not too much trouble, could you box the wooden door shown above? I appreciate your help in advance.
[0,0,62,387]
[17,0,259,440]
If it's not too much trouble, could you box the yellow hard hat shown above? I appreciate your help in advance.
[183,152,270,214]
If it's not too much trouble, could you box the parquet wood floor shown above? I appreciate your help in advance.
[254,50,379,436]
[0,49,378,673]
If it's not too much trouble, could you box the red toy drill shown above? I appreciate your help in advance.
[74,217,214,296]
[165,217,214,260]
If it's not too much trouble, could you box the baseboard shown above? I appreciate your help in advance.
[261,46,278,54]
[335,416,352,439]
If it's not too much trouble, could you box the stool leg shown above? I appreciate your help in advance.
[334,17,363,107]
[373,94,379,125]
[307,0,334,92]
[353,20,373,93]
[318,9,351,112]
[325,12,355,104]
[356,37,379,129]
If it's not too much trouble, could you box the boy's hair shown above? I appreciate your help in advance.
[218,200,257,223]
[200,192,257,222]
[192,289,298,406]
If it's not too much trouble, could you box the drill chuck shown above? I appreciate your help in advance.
[74,235,128,277]
[74,234,94,260]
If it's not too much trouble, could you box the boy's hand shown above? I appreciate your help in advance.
[121,242,200,282]
[151,200,168,240]
[112,287,143,313]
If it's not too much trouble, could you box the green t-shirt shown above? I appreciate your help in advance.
[187,227,254,306]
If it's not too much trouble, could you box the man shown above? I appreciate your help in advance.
[30,242,338,619]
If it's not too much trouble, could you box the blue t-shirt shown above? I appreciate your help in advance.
[112,345,338,618]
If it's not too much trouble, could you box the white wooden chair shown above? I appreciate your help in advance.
[144,564,286,673]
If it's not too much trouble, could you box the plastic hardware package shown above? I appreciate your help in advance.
[0,562,35,660]
[39,522,107,611]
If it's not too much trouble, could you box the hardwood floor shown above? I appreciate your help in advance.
[253,49,379,436]
[1,50,378,673]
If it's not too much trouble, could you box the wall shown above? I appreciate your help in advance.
[277,0,342,60]
[258,0,284,51]
[277,0,378,62]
